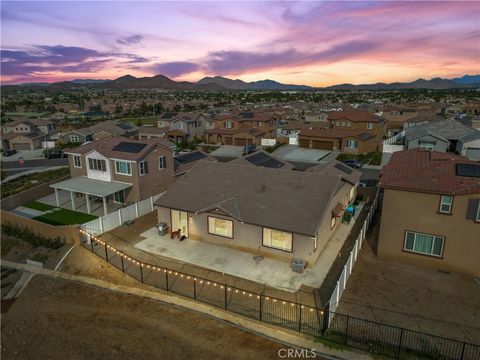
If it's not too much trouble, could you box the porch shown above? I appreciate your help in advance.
[47,177,131,216]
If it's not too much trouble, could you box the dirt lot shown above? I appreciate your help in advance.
[336,214,480,345]
[1,275,295,360]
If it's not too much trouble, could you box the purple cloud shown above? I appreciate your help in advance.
[0,44,150,76]
[151,61,200,77]
[116,34,143,45]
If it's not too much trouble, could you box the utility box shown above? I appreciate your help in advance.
[292,258,307,273]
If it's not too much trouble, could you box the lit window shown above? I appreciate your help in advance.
[404,231,444,257]
[262,228,293,252]
[225,121,233,129]
[420,142,434,151]
[346,140,357,149]
[115,161,132,175]
[346,122,351,128]
[208,217,233,238]
[439,195,453,214]
[73,155,81,168]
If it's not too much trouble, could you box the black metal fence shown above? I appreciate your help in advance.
[80,230,480,360]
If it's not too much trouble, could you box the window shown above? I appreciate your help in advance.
[346,122,351,128]
[331,216,336,229]
[420,142,434,151]
[115,161,132,175]
[345,140,357,149]
[139,160,149,176]
[208,217,233,238]
[367,122,373,130]
[262,228,293,252]
[88,158,106,171]
[73,155,81,168]
[341,121,345,127]
[404,231,444,257]
[336,121,340,127]
[114,190,125,204]
[439,195,453,214]
[69,135,80,143]
[225,121,233,129]
[158,156,166,170]
[349,186,356,202]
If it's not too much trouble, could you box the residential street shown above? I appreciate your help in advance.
[2,158,68,176]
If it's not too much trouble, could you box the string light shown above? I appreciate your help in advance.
[83,229,327,316]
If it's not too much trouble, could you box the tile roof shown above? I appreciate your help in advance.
[405,119,478,142]
[65,136,174,161]
[308,160,362,185]
[299,127,373,141]
[379,149,480,195]
[328,110,381,123]
[155,160,342,236]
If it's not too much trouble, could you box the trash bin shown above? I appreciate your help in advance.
[157,222,169,236]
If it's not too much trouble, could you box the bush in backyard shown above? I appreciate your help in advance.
[1,222,64,249]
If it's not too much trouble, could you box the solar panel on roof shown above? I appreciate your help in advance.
[112,142,147,153]
[246,152,284,168]
[161,112,178,119]
[239,112,254,118]
[116,123,133,130]
[456,163,480,178]
[175,151,207,164]
[334,163,354,174]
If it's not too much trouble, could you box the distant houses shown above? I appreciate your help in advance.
[1,118,57,150]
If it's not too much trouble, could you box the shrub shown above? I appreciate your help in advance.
[1,222,64,249]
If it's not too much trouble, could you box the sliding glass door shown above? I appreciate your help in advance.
[171,210,189,237]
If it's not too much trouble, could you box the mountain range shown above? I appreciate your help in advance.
[3,74,480,91]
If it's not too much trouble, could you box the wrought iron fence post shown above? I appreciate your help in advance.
[345,315,349,345]
[90,235,94,252]
[121,256,125,272]
[193,279,197,300]
[165,271,169,290]
[397,328,404,359]
[139,263,144,283]
[322,305,329,335]
[104,243,108,261]
[259,295,263,322]
[298,305,302,333]
[224,285,228,310]
[460,341,466,360]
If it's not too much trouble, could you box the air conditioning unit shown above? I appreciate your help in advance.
[291,258,307,273]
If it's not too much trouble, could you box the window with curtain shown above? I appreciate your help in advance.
[115,161,132,175]
[208,217,233,238]
[404,231,444,257]
[262,228,293,252]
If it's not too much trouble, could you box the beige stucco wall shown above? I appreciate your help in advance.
[378,189,480,277]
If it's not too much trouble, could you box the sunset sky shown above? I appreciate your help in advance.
[1,1,479,86]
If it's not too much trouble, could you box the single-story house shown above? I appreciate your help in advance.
[155,160,358,266]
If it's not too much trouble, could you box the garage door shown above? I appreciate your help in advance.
[12,143,31,150]
[234,138,247,146]
[299,138,310,148]
[312,140,333,150]
[224,137,233,145]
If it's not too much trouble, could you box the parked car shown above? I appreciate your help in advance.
[359,179,379,188]
[243,144,256,155]
[2,149,17,157]
[343,159,363,169]
[44,150,67,159]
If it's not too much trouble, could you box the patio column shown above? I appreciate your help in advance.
[103,196,108,216]
[70,191,76,210]
[54,188,60,207]
[86,194,91,214]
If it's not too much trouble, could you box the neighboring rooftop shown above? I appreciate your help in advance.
[299,127,375,140]
[380,149,480,195]
[229,150,294,169]
[328,110,382,123]
[174,150,216,176]
[65,136,174,161]
[308,160,362,185]
[155,160,342,236]
[405,119,479,142]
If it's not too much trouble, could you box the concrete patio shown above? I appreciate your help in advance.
[273,145,333,163]
[38,190,122,217]
[135,203,364,293]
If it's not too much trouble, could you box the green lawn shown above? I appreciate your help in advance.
[23,201,56,212]
[33,209,97,226]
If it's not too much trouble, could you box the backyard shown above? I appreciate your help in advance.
[336,151,382,165]
[20,201,98,225]
[1,168,69,198]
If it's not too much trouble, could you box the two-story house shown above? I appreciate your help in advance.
[328,110,386,142]
[204,111,276,146]
[51,136,175,216]
[2,118,57,150]
[156,112,206,143]
[60,120,139,145]
[378,149,480,277]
